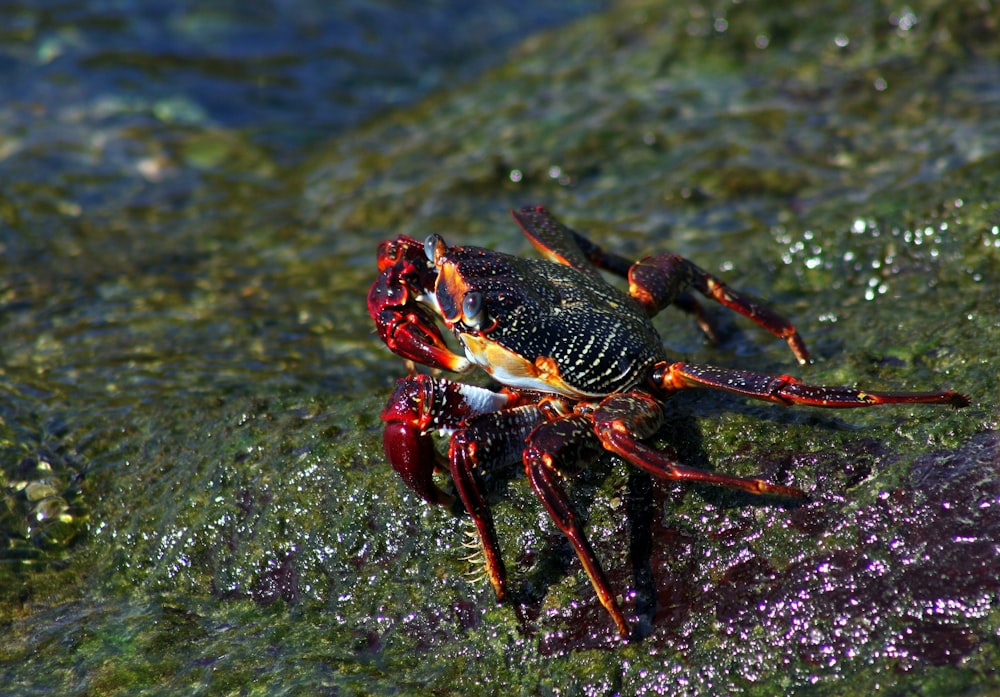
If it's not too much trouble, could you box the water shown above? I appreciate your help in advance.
[1,1,602,146]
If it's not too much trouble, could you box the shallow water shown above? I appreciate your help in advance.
[2,1,999,695]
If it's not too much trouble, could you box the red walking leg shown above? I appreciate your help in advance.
[651,362,970,408]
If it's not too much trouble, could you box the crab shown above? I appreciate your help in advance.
[367,205,969,639]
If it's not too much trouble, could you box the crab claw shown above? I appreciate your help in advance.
[383,420,453,507]
[380,376,455,507]
[367,258,472,373]
[376,235,424,272]
[381,375,517,508]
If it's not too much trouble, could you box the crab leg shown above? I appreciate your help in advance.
[381,374,550,602]
[448,406,544,601]
[628,255,811,364]
[652,362,971,408]
[512,205,630,280]
[523,414,631,637]
[592,392,806,498]
[511,205,805,361]
[524,389,806,640]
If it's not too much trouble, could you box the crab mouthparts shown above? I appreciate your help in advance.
[460,334,590,398]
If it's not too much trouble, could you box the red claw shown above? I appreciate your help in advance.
[367,235,472,373]
[383,420,453,507]
[380,375,519,507]
[380,374,454,506]
[375,235,424,271]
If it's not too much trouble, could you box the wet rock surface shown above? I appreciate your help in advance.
[2,0,999,694]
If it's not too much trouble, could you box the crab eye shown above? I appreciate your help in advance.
[462,291,485,327]
[424,234,446,264]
